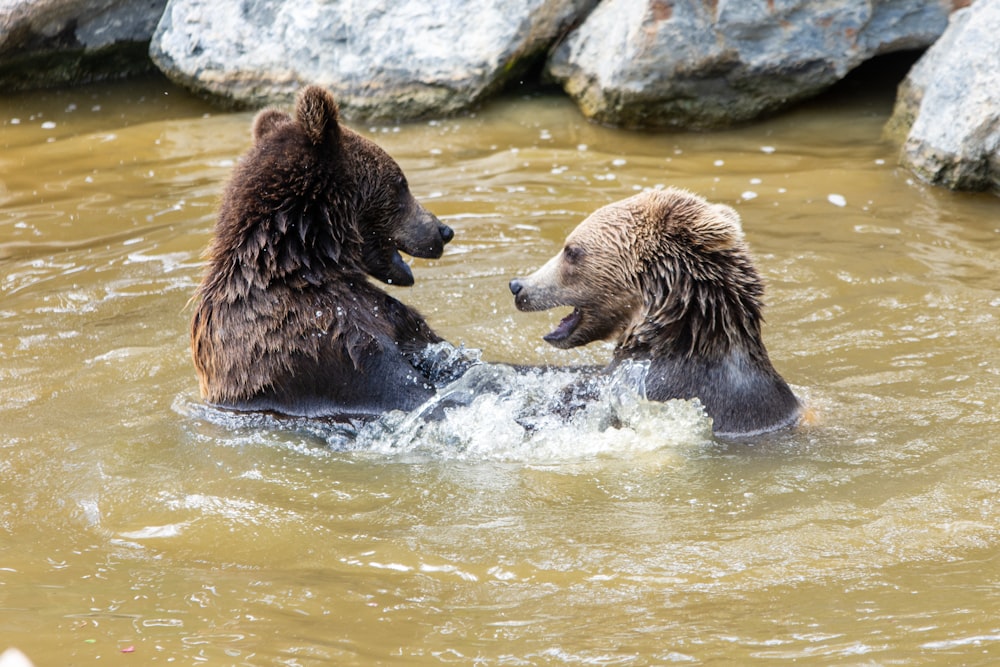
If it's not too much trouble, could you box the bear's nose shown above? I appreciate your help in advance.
[509,279,523,296]
[439,224,454,244]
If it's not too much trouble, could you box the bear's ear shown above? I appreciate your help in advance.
[710,203,744,237]
[252,108,292,143]
[296,85,341,147]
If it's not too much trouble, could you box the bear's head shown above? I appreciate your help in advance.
[236,86,452,287]
[509,188,765,360]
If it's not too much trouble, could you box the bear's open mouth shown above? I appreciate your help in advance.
[382,249,414,286]
[543,308,582,343]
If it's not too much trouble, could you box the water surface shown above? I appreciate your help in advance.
[1,74,998,665]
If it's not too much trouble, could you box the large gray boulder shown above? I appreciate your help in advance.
[887,1,1000,193]
[150,0,597,118]
[0,0,167,90]
[546,0,953,130]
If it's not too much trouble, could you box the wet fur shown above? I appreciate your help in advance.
[191,86,451,418]
[511,188,801,437]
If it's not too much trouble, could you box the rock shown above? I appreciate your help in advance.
[887,1,1000,193]
[0,0,167,91]
[150,0,597,118]
[546,0,954,130]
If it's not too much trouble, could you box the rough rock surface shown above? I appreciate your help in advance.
[150,0,597,118]
[887,1,1000,192]
[0,0,167,90]
[546,0,956,130]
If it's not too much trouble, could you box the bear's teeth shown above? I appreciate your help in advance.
[544,308,581,343]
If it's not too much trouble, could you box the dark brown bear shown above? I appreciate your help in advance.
[191,85,454,418]
[509,188,802,437]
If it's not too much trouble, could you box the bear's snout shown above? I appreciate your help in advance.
[509,277,531,311]
[395,207,453,259]
[439,223,454,244]
[509,277,546,312]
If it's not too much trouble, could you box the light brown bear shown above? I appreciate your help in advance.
[191,86,455,419]
[509,187,802,437]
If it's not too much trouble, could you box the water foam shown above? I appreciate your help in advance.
[177,344,714,462]
[351,353,713,462]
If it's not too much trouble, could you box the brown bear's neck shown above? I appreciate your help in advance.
[204,183,365,299]
[619,250,768,362]
[613,248,800,436]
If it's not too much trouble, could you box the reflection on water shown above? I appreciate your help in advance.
[1,74,999,665]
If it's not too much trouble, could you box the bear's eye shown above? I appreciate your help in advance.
[563,245,585,264]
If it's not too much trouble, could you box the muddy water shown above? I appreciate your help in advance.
[1,74,998,665]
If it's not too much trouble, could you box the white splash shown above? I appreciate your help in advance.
[353,358,712,462]
[177,345,713,462]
